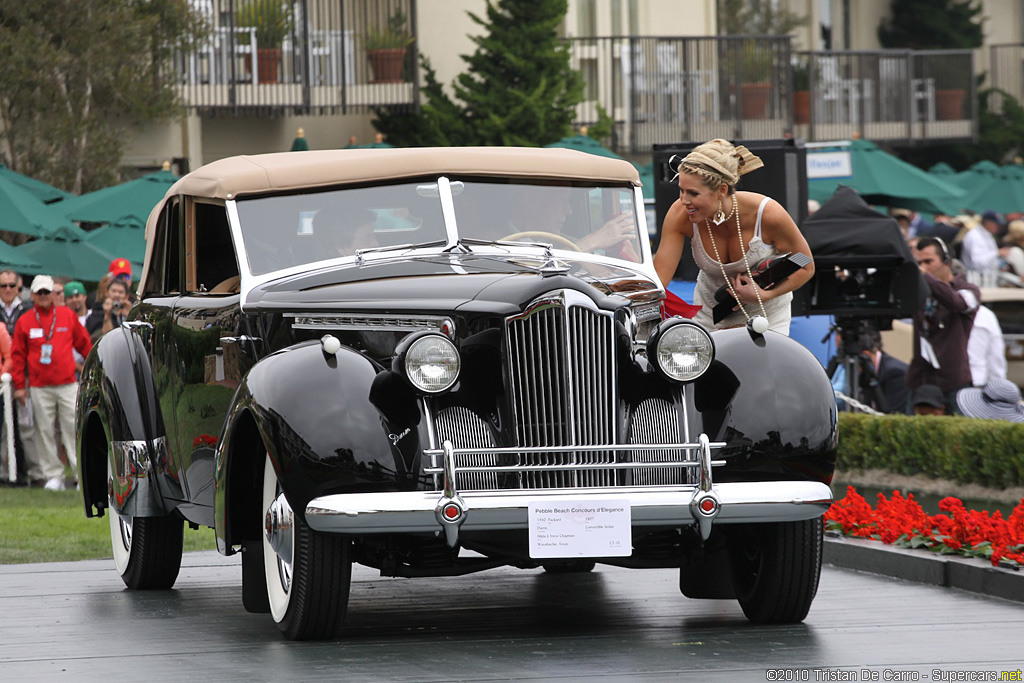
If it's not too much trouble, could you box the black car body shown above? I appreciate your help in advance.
[77,148,837,640]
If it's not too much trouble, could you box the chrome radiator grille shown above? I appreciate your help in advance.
[505,291,616,488]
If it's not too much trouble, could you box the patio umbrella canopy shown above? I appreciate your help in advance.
[807,139,965,215]
[0,240,44,272]
[544,135,651,199]
[928,161,956,176]
[958,166,1024,215]
[0,164,73,204]
[0,174,81,238]
[61,169,177,229]
[83,218,147,266]
[951,160,1001,195]
[14,226,117,282]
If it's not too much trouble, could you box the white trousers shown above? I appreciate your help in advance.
[29,384,78,481]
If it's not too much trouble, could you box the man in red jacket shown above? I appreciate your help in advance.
[11,275,92,491]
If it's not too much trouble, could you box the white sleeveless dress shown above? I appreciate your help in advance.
[690,196,793,335]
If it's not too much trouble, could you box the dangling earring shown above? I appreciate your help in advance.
[711,199,727,226]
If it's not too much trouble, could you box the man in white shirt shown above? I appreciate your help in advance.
[968,304,1007,387]
[959,212,1001,273]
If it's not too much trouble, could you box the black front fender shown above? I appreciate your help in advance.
[76,326,171,518]
[215,340,419,549]
[693,327,838,484]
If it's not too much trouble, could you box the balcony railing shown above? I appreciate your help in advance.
[174,0,419,115]
[568,37,976,154]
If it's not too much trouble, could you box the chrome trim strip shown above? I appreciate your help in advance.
[422,442,726,457]
[286,313,453,332]
[304,481,834,534]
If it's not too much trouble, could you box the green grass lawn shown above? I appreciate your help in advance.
[0,486,218,565]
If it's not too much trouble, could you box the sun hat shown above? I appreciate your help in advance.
[30,274,54,294]
[956,379,1024,422]
[911,384,946,409]
[64,281,86,297]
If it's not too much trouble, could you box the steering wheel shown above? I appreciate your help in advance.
[497,230,581,252]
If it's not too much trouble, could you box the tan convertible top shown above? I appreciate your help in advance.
[168,146,641,200]
[140,147,642,292]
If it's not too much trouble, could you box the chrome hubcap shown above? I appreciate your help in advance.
[264,492,294,590]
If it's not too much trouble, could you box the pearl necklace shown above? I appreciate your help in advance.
[704,199,767,323]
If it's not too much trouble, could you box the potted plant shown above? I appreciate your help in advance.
[736,40,774,119]
[235,0,294,83]
[364,10,415,83]
[792,58,810,124]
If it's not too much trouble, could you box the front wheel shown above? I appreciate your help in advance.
[262,453,352,640]
[109,504,183,590]
[729,518,823,624]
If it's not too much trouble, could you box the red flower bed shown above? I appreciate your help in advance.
[825,486,1024,568]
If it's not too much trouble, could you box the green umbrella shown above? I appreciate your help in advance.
[0,239,44,272]
[807,139,964,215]
[14,226,117,281]
[61,169,177,229]
[545,135,651,199]
[928,161,956,176]
[83,219,147,266]
[0,164,73,204]
[0,174,81,237]
[951,160,1001,195]
[958,166,1024,215]
[544,134,626,160]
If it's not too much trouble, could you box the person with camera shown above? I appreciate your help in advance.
[85,277,133,343]
[906,236,980,413]
[655,139,814,335]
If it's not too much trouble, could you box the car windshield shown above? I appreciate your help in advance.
[234,178,643,276]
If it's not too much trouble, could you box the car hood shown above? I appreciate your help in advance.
[244,254,660,316]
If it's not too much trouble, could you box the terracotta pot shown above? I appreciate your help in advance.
[793,90,810,124]
[244,47,282,84]
[741,82,771,120]
[935,89,965,121]
[367,48,406,83]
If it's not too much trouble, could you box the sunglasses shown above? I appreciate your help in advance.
[35,289,52,295]
[0,283,20,289]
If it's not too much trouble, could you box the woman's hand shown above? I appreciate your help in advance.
[729,272,773,307]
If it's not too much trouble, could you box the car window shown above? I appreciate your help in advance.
[452,180,642,263]
[235,183,448,276]
[142,197,181,297]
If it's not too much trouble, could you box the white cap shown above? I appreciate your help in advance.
[30,275,55,293]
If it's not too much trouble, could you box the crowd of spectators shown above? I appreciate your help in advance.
[833,204,1023,424]
[0,258,136,489]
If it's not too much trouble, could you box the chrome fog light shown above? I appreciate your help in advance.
[401,333,461,393]
[649,319,714,382]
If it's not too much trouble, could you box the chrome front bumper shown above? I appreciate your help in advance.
[304,435,834,547]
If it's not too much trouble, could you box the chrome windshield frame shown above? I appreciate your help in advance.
[226,177,661,309]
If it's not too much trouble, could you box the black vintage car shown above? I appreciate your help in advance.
[77,148,836,640]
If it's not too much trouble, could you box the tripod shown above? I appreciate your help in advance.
[824,318,887,413]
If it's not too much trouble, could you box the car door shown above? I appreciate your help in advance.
[167,197,248,527]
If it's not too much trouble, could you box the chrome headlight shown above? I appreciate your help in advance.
[399,333,461,393]
[649,319,714,382]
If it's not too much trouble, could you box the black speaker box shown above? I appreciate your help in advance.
[652,138,808,281]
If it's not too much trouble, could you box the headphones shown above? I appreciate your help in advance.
[920,236,951,264]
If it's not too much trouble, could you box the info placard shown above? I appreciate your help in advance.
[528,499,631,558]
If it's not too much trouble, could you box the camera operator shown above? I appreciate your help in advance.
[829,326,908,414]
[906,236,980,412]
[85,278,133,343]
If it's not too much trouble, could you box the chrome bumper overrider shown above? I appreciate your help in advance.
[304,434,834,547]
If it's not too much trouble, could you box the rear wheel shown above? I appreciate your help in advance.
[730,518,823,624]
[109,502,183,590]
[261,453,352,640]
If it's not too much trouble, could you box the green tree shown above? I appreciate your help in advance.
[0,0,206,194]
[877,0,983,49]
[374,0,582,147]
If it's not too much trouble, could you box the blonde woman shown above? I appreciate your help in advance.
[654,139,815,335]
